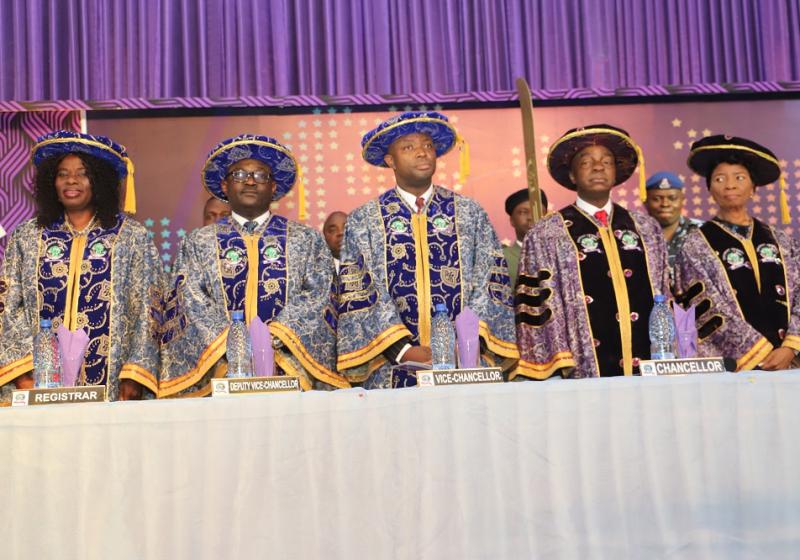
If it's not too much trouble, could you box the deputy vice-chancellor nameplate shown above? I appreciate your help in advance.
[212,376,301,396]
[417,367,504,387]
[639,357,726,376]
[11,386,107,407]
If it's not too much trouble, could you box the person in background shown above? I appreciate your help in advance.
[503,188,549,282]
[323,211,347,274]
[202,196,231,226]
[643,171,702,271]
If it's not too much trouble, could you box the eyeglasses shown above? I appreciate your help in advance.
[226,170,273,184]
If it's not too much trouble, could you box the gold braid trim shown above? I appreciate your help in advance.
[0,354,34,386]
[159,329,228,397]
[511,352,576,381]
[270,321,349,388]
[119,363,158,395]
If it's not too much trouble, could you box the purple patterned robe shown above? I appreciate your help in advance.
[515,204,670,379]
[674,220,800,370]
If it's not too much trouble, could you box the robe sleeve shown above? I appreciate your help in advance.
[158,231,230,397]
[776,231,800,352]
[513,217,578,380]
[0,225,35,390]
[335,205,412,383]
[674,230,772,371]
[115,226,165,397]
[461,203,519,364]
[270,225,349,390]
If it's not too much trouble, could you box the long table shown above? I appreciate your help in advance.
[3,371,800,559]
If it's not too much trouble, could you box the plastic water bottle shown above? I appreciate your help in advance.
[226,311,253,378]
[649,294,676,360]
[430,304,456,369]
[33,319,61,388]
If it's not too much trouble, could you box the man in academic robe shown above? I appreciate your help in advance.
[336,111,518,388]
[515,124,670,379]
[159,134,348,396]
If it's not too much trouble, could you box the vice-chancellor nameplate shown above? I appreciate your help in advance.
[640,357,726,376]
[212,376,301,396]
[12,386,107,406]
[417,367,504,387]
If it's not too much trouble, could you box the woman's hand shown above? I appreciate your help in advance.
[760,347,796,371]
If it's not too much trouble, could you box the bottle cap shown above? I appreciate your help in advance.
[433,303,448,313]
[653,294,666,304]
[231,310,245,321]
[39,318,52,328]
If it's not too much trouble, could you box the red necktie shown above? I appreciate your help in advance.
[415,196,425,214]
[594,209,608,227]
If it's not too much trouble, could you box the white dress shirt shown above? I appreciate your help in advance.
[231,210,271,230]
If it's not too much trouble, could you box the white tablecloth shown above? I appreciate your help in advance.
[3,371,800,559]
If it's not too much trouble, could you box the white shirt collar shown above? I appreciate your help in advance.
[575,196,613,217]
[395,185,433,211]
[515,239,523,248]
[231,210,271,228]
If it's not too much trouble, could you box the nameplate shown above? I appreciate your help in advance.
[11,386,107,406]
[417,367,504,387]
[211,376,301,396]
[639,357,726,376]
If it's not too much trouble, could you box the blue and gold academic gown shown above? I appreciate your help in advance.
[0,216,163,401]
[336,186,518,388]
[159,215,348,396]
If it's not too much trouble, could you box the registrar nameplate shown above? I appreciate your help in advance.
[212,376,301,396]
[639,357,726,376]
[417,367,503,387]
[11,386,107,406]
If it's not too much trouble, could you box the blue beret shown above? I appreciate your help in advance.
[646,171,684,190]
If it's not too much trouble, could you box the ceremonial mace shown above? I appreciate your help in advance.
[516,77,544,223]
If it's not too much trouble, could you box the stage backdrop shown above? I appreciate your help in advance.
[0,111,81,261]
[85,98,800,269]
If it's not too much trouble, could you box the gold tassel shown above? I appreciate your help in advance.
[295,163,307,221]
[637,145,647,203]
[123,157,136,215]
[780,174,791,224]
[458,135,470,185]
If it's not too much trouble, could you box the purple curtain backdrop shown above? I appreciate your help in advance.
[0,0,798,102]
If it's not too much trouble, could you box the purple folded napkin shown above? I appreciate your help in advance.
[56,325,89,387]
[673,302,697,358]
[249,318,274,376]
[455,307,480,368]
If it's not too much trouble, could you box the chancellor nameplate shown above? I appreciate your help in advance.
[11,386,107,407]
[417,367,503,387]
[639,357,726,376]
[212,376,301,396]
